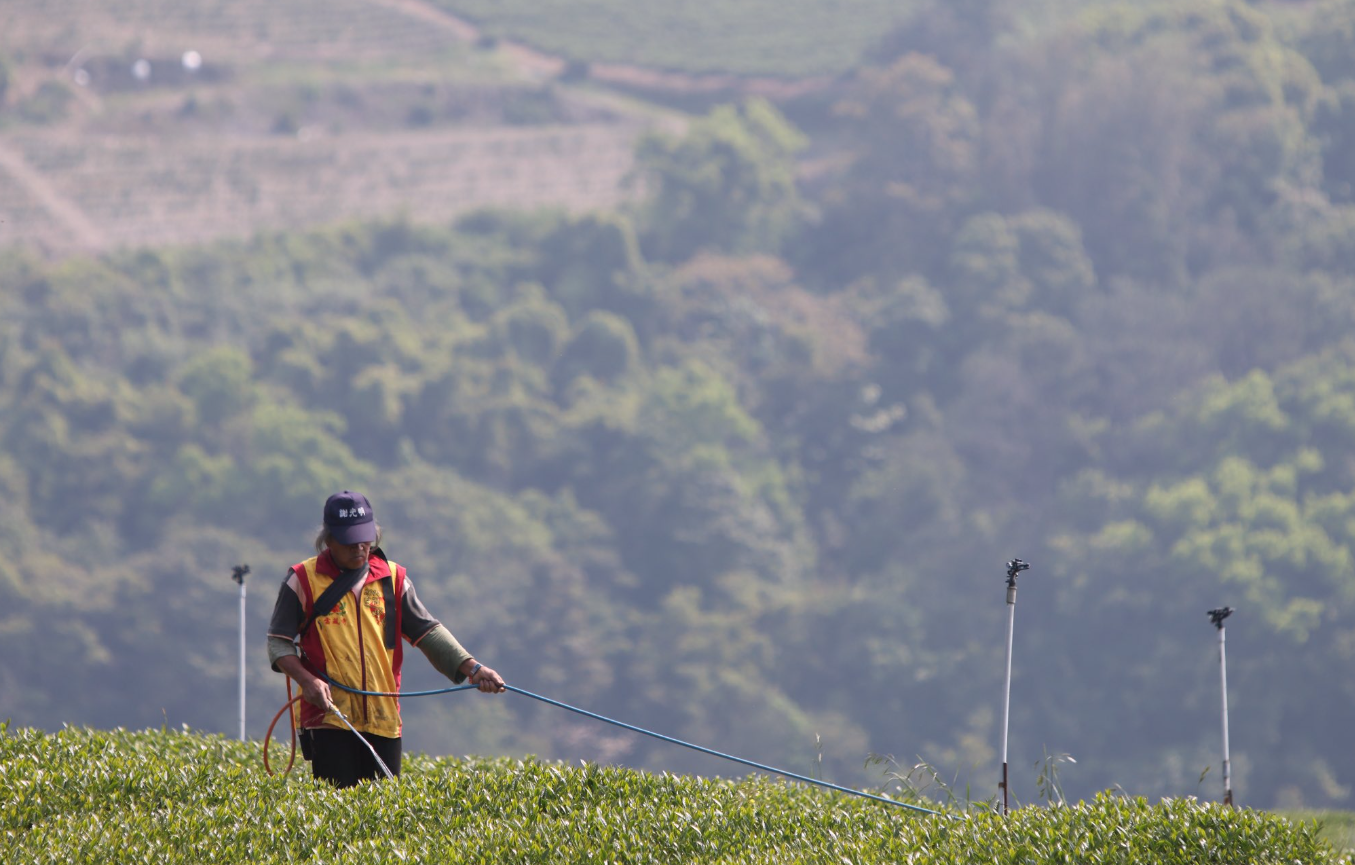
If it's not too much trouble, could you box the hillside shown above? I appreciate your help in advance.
[4,726,1346,864]
[0,0,662,256]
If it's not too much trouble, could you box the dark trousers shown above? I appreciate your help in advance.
[304,728,402,788]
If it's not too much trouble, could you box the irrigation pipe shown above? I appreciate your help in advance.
[999,558,1029,815]
[1208,606,1234,806]
[270,677,942,816]
[264,694,301,777]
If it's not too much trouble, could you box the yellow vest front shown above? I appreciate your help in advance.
[294,554,403,737]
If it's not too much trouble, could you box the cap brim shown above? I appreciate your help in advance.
[329,522,377,544]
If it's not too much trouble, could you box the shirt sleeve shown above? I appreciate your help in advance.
[267,635,299,672]
[266,570,306,673]
[401,576,442,645]
[415,624,474,683]
[266,569,305,642]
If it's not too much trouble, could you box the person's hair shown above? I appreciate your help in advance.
[315,522,382,553]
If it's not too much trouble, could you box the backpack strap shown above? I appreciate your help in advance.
[298,566,369,637]
[381,575,398,650]
[296,551,402,648]
[371,550,403,650]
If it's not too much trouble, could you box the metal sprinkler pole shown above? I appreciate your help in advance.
[232,565,250,742]
[1208,606,1234,806]
[1000,558,1029,815]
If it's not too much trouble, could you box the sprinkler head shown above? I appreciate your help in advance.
[1006,558,1030,587]
[232,564,251,585]
[1207,606,1233,629]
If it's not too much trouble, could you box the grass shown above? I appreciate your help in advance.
[3,724,1350,864]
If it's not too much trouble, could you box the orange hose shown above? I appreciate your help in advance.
[263,679,302,777]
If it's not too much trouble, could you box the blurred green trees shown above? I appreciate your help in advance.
[633,99,806,263]
[4,0,1355,811]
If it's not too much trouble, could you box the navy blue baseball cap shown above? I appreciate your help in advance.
[324,491,377,544]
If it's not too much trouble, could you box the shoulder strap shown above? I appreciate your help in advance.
[377,553,403,651]
[298,566,369,637]
[382,575,398,650]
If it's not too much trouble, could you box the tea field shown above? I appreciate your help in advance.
[433,0,921,78]
[2,724,1348,864]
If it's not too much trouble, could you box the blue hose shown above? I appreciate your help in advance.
[325,677,941,816]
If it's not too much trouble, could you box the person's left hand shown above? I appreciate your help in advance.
[470,663,506,693]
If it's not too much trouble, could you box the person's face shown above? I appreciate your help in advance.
[325,536,371,570]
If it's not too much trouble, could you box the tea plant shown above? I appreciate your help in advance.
[4,724,1349,864]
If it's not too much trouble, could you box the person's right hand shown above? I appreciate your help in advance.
[276,656,336,711]
[300,677,333,710]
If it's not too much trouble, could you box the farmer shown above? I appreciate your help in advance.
[267,490,505,787]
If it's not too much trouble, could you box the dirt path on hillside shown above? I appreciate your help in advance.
[0,141,106,250]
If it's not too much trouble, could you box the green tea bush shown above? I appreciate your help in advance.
[2,725,1347,864]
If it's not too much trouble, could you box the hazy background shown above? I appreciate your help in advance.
[3,0,1355,811]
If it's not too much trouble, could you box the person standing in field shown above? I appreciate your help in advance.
[267,490,505,787]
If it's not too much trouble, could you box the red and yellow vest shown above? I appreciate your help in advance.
[292,550,406,738]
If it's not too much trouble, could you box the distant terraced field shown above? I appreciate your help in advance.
[432,0,921,78]
[0,125,640,255]
[0,0,464,63]
[0,0,663,256]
